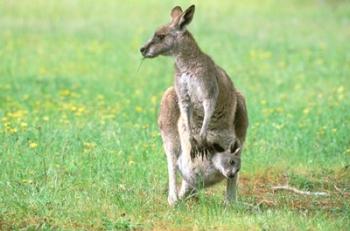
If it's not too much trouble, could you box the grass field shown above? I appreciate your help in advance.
[1,0,350,230]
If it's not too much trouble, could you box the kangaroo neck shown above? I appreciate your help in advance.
[174,31,204,73]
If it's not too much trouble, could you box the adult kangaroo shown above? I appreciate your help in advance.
[140,5,248,205]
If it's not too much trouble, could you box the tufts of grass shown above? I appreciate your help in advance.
[0,0,349,230]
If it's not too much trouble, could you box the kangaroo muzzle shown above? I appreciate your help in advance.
[140,40,157,58]
[140,45,149,57]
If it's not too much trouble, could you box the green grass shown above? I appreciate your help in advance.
[1,0,350,230]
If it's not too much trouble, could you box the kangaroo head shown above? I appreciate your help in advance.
[140,5,195,58]
[211,140,242,179]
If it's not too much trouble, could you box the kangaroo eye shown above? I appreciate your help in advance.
[229,160,235,165]
[156,34,166,40]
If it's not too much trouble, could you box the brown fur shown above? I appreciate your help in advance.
[141,5,248,205]
[158,87,248,148]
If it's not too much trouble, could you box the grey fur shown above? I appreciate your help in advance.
[140,5,249,205]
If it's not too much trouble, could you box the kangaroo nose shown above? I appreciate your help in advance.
[140,47,145,53]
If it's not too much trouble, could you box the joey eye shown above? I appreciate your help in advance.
[229,160,235,165]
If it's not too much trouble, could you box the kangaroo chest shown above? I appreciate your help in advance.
[176,72,205,105]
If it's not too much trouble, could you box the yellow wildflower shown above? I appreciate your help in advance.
[60,89,71,97]
[303,108,310,115]
[272,123,284,130]
[8,110,27,119]
[83,142,96,152]
[8,127,17,134]
[337,86,344,93]
[294,84,301,90]
[135,106,143,113]
[315,59,323,65]
[260,50,272,60]
[39,67,48,77]
[119,184,126,190]
[151,96,157,105]
[70,105,77,112]
[29,142,38,149]
[20,122,28,128]
[97,95,104,101]
[318,127,325,136]
[278,61,286,68]
[22,179,33,184]
[3,122,10,128]
[134,90,141,96]
[275,107,284,113]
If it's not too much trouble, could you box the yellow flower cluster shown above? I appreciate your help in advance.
[29,142,38,149]
[2,110,28,134]
[83,142,96,152]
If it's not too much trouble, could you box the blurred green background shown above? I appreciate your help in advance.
[0,0,349,230]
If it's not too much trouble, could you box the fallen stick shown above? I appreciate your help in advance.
[255,199,276,207]
[272,185,329,196]
[334,184,346,197]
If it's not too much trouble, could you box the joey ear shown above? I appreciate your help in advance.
[177,5,195,30]
[230,140,241,156]
[170,6,183,20]
[212,143,225,153]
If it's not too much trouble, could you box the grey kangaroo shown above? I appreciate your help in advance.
[177,140,242,204]
[140,5,248,205]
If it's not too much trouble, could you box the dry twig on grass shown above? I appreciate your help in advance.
[334,184,343,195]
[272,185,329,196]
[333,184,350,197]
[255,199,276,207]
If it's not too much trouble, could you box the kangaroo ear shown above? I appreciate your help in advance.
[170,6,183,20]
[177,5,195,30]
[230,140,241,156]
[212,143,225,153]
